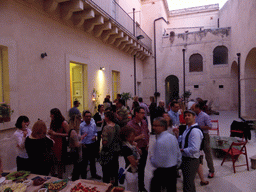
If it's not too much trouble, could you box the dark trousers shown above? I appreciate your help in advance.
[16,156,30,171]
[72,161,81,181]
[81,143,97,179]
[138,147,148,190]
[150,166,177,192]
[102,153,119,186]
[70,148,81,181]
[181,157,199,192]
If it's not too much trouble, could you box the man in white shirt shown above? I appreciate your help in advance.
[180,110,203,192]
[150,117,181,191]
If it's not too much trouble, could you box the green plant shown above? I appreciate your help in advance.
[121,92,132,105]
[0,103,13,117]
[182,90,192,100]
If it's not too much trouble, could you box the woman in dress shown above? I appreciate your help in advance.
[68,114,83,181]
[48,108,69,179]
[100,111,121,186]
[120,126,141,192]
[25,120,54,175]
[13,116,31,171]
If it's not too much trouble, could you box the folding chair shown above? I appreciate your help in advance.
[209,120,219,136]
[220,141,249,173]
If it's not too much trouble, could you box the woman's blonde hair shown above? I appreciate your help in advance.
[69,115,81,132]
[31,120,47,139]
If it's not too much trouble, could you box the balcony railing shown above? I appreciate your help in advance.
[87,0,152,52]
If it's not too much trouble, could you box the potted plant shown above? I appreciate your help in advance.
[121,92,132,106]
[0,103,14,123]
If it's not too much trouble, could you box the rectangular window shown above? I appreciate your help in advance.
[0,49,3,102]
[112,71,120,100]
[0,46,10,103]
[70,63,87,113]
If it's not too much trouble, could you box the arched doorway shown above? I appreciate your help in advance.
[165,75,179,106]
[244,48,256,119]
[230,61,239,110]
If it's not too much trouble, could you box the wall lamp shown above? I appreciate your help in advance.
[100,67,105,71]
[41,52,47,58]
[136,35,144,40]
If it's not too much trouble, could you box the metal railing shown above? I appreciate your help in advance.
[87,0,152,52]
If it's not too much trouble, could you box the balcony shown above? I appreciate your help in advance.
[25,0,152,60]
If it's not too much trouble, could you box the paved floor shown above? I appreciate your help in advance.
[63,111,256,192]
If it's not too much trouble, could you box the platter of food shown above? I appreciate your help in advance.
[5,171,30,181]
[66,179,112,192]
[71,182,101,192]
[42,179,68,191]
[32,177,47,186]
[0,183,27,192]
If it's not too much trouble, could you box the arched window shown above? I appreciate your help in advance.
[213,46,228,65]
[189,53,203,72]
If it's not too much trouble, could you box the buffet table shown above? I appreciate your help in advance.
[0,172,128,192]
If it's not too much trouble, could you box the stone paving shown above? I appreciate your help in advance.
[62,111,256,192]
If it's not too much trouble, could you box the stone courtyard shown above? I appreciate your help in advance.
[58,110,256,192]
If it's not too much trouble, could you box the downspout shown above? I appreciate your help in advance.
[237,53,245,121]
[182,49,186,102]
[154,17,169,103]
[133,8,136,96]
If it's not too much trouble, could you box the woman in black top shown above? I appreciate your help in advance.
[25,120,54,176]
[93,104,105,157]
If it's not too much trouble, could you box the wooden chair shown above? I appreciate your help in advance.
[209,120,219,136]
[220,141,249,173]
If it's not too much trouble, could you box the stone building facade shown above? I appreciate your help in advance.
[0,0,255,170]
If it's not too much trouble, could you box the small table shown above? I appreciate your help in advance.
[210,136,238,157]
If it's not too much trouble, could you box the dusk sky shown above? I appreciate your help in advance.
[167,0,228,10]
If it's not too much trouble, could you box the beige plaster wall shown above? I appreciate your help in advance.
[155,16,232,110]
[219,0,256,118]
[118,0,142,25]
[0,0,145,170]
[168,11,219,32]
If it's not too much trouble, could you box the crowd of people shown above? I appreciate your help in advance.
[9,94,214,192]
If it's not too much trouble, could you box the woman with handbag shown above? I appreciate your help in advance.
[68,114,84,181]
[100,111,121,186]
[120,126,141,192]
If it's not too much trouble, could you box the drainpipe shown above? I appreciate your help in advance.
[237,53,245,121]
[154,17,169,103]
[183,49,186,103]
[133,8,136,96]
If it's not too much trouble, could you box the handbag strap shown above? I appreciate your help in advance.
[123,164,131,174]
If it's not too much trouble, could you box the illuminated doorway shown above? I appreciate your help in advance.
[70,63,86,113]
[112,71,120,100]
